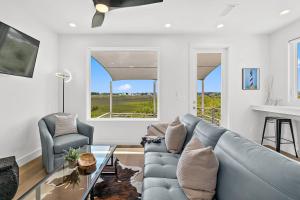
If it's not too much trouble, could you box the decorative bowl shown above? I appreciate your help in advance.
[78,153,96,171]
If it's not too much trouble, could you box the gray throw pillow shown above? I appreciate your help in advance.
[54,114,78,137]
[165,116,187,153]
[177,137,219,200]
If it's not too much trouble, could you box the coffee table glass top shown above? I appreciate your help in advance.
[20,145,116,200]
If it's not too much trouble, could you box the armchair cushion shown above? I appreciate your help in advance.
[43,113,70,137]
[54,114,78,137]
[53,134,89,154]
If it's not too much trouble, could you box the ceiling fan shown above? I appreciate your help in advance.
[91,0,163,28]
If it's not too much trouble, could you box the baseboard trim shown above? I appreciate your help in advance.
[17,148,41,167]
[116,144,143,148]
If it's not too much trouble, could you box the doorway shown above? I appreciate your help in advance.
[189,48,228,127]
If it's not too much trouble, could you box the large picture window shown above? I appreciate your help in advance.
[289,40,300,102]
[89,49,158,119]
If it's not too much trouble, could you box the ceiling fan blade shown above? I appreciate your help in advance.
[90,0,162,27]
[92,11,105,28]
[110,0,163,8]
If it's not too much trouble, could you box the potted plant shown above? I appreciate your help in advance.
[64,148,80,168]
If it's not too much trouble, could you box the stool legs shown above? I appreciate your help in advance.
[262,117,298,158]
[275,120,282,153]
[288,120,298,158]
[261,117,268,145]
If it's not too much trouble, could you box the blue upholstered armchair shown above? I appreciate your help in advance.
[38,113,94,173]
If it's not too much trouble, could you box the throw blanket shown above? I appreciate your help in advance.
[140,122,169,147]
[140,136,164,147]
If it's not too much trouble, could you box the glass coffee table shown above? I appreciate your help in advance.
[20,145,116,200]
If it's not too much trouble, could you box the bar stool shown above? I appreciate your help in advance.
[261,116,298,158]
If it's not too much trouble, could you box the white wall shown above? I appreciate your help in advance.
[58,34,269,145]
[269,20,300,105]
[269,20,300,154]
[0,2,59,165]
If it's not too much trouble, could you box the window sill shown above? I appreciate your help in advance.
[87,118,160,122]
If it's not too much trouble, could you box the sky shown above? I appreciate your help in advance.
[91,57,221,93]
[198,65,221,93]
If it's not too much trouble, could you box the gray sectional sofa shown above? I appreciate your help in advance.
[142,114,300,200]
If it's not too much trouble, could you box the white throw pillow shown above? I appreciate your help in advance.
[54,114,78,137]
[165,116,187,153]
[177,137,219,200]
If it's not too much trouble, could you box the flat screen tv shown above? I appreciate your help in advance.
[0,21,40,78]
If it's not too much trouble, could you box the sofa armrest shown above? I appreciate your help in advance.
[77,120,94,145]
[38,120,55,173]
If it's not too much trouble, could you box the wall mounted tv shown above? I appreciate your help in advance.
[0,21,40,78]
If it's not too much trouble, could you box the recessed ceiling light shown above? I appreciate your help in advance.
[280,9,291,16]
[165,23,171,28]
[96,4,109,13]
[217,24,224,29]
[69,23,77,28]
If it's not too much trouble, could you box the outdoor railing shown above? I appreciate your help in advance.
[198,107,221,125]
[95,108,220,124]
[97,112,156,118]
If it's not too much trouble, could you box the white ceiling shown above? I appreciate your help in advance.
[91,50,157,80]
[20,0,300,34]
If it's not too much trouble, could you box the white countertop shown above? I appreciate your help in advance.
[251,105,300,117]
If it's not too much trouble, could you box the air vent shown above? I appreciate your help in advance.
[220,3,240,17]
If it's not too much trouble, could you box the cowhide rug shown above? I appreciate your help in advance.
[94,159,143,200]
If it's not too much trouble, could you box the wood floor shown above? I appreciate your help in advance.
[14,156,47,200]
[14,145,298,199]
[264,145,300,161]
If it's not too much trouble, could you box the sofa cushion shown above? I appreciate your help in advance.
[193,120,227,149]
[215,131,300,200]
[145,152,180,165]
[53,134,89,154]
[144,152,180,179]
[146,123,169,137]
[143,177,188,200]
[144,139,168,153]
[180,114,201,147]
[165,117,187,153]
[177,137,219,200]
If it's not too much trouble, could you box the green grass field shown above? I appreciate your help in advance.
[91,94,156,118]
[197,93,221,123]
[91,93,220,119]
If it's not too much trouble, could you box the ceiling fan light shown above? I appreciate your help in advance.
[280,9,291,16]
[217,24,224,29]
[96,4,109,13]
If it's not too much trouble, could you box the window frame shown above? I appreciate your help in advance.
[288,39,300,103]
[86,47,160,121]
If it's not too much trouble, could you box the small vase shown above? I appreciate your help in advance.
[68,160,77,168]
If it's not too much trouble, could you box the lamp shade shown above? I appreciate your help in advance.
[55,69,72,83]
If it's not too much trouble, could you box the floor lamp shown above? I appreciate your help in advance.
[55,70,72,113]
